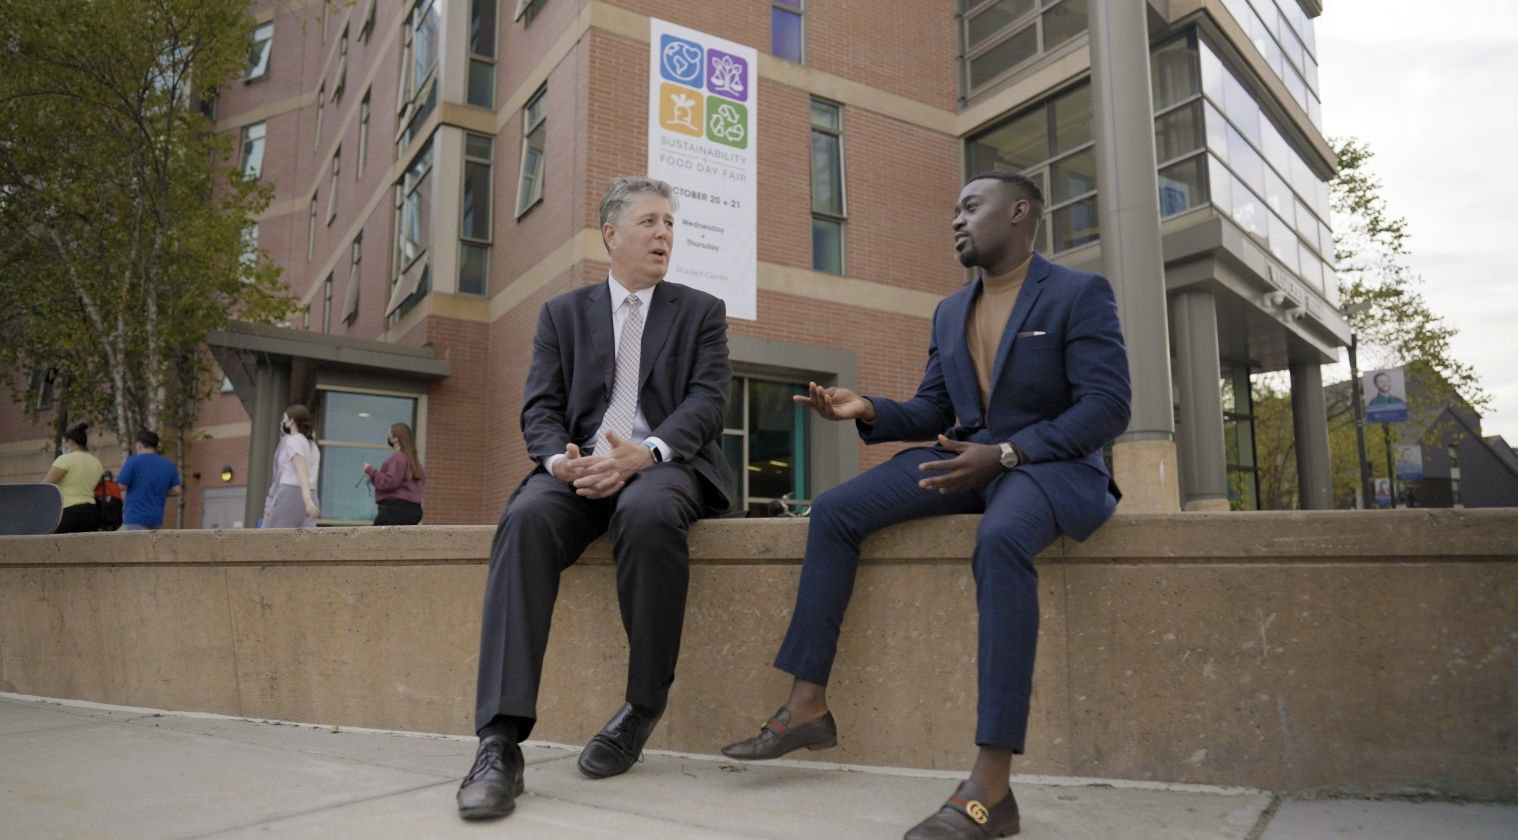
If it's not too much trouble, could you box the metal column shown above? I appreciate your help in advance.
[1090,0,1179,511]
[1171,289,1228,509]
[1290,360,1333,509]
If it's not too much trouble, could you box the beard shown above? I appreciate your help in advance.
[956,239,977,267]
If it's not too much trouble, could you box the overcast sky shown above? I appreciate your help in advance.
[1316,0,1518,443]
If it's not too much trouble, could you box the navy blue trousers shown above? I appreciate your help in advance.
[774,446,1059,753]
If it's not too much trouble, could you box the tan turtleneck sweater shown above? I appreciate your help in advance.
[966,255,1032,410]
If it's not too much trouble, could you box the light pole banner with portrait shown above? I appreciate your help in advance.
[1394,444,1423,481]
[1363,367,1409,423]
[647,18,758,320]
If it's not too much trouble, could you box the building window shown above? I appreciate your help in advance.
[358,0,376,41]
[357,91,371,176]
[1151,34,1209,219]
[333,29,348,101]
[460,133,493,296]
[315,82,325,151]
[958,0,1088,98]
[722,376,812,515]
[323,273,334,333]
[965,83,1095,254]
[772,0,803,63]
[513,0,546,24]
[245,22,273,81]
[327,147,341,224]
[24,367,57,413]
[1221,363,1259,511]
[317,389,419,524]
[239,122,266,178]
[307,195,318,260]
[390,143,434,318]
[468,0,498,108]
[809,99,845,274]
[516,87,547,216]
[241,224,259,272]
[398,0,440,148]
[342,235,362,325]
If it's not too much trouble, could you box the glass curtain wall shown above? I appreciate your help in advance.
[965,29,1337,310]
[1216,0,1321,128]
[1221,364,1259,510]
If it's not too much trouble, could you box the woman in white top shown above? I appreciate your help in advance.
[262,403,321,527]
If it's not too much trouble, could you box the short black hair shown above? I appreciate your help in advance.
[967,170,1045,214]
[63,423,88,449]
[136,430,160,451]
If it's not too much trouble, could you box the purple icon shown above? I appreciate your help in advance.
[706,49,748,102]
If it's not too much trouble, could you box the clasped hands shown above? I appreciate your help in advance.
[793,381,1005,494]
[551,429,655,498]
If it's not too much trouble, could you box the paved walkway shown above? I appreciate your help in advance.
[2,694,1513,839]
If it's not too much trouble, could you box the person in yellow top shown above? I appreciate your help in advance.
[44,423,105,533]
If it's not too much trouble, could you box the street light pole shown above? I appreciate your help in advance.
[1346,331,1375,509]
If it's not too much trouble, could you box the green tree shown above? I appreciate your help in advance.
[0,0,292,477]
[1253,138,1487,508]
[1333,138,1486,412]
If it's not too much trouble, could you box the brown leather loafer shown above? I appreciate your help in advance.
[720,706,838,760]
[903,780,1019,838]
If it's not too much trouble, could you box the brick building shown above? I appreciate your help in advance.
[1,0,1348,525]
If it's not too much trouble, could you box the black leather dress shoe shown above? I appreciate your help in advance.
[721,706,838,760]
[577,703,662,779]
[903,780,1020,839]
[456,735,525,820]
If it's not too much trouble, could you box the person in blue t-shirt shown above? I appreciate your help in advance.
[116,430,182,531]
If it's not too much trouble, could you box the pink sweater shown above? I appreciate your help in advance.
[365,451,425,505]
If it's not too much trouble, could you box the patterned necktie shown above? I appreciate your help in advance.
[593,294,644,454]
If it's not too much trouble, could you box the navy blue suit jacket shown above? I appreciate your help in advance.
[519,279,733,513]
[860,254,1132,540]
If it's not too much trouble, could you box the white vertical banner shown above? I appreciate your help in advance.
[647,18,758,320]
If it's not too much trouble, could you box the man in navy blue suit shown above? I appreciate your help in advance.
[723,171,1131,839]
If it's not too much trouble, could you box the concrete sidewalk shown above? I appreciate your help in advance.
[1,695,1513,840]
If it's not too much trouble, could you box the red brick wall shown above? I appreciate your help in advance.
[2,3,975,527]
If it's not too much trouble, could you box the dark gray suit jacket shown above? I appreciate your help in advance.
[520,279,733,512]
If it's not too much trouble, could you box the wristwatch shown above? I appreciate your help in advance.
[644,441,664,464]
[998,442,1021,470]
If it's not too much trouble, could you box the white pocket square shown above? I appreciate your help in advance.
[1016,330,1046,338]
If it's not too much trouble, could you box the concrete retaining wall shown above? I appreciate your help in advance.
[1,511,1514,798]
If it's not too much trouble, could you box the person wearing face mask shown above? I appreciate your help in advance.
[261,403,321,528]
[363,422,425,526]
[44,423,105,533]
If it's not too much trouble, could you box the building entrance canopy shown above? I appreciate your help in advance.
[205,321,450,525]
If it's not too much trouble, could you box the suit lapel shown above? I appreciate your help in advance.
[988,254,1049,392]
[940,284,984,427]
[637,281,678,391]
[585,280,616,393]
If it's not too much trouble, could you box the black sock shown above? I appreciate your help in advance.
[478,715,517,743]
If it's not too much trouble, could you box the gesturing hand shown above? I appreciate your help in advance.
[793,381,876,423]
[574,430,655,499]
[551,443,595,484]
[917,435,1005,494]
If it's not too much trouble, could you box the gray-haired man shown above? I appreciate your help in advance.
[458,176,734,820]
